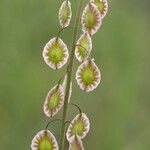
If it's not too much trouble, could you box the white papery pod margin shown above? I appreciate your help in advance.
[42,37,69,70]
[62,74,72,103]
[76,59,101,92]
[59,0,72,28]
[43,84,64,118]
[66,113,90,141]
[90,0,108,19]
[31,130,59,150]
[75,33,92,62]
[81,3,102,36]
[69,135,84,150]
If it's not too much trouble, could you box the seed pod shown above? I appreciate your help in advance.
[76,59,101,92]
[69,135,84,150]
[43,84,64,117]
[59,0,72,28]
[31,130,58,150]
[66,113,90,140]
[75,33,92,62]
[43,37,69,70]
[62,74,72,103]
[90,0,108,19]
[81,3,102,35]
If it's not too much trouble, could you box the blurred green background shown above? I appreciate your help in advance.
[0,0,150,149]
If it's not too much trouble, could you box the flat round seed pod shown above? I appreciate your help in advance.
[69,135,84,150]
[31,130,58,150]
[66,113,90,141]
[62,74,72,103]
[76,59,101,92]
[81,3,102,36]
[59,0,72,28]
[75,33,92,62]
[43,84,64,117]
[90,0,108,19]
[43,37,69,70]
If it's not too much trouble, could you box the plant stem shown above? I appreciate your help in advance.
[59,0,83,149]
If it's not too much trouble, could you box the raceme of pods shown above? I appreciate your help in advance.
[31,0,108,149]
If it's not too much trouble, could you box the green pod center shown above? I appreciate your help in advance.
[48,41,64,64]
[38,136,53,150]
[60,3,70,24]
[94,0,105,12]
[84,6,97,29]
[71,120,84,136]
[81,66,95,86]
[70,143,79,150]
[48,91,60,110]
[78,38,89,58]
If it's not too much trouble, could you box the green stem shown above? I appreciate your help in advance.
[59,0,83,149]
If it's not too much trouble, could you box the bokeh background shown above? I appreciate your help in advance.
[0,0,150,149]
